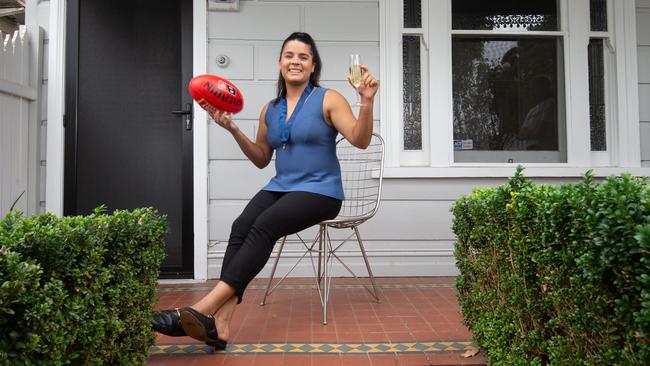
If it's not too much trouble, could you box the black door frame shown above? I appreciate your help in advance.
[64,0,195,278]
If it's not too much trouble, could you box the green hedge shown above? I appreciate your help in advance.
[452,168,650,366]
[0,207,167,365]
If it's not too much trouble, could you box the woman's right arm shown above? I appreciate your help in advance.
[210,104,273,169]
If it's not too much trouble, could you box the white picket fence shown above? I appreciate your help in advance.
[0,25,39,217]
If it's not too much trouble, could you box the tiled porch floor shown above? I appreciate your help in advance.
[147,277,486,366]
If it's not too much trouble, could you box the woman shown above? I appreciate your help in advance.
[151,32,379,349]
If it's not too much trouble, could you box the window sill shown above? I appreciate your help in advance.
[380,166,650,178]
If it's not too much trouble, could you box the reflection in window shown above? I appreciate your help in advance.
[452,0,558,31]
[404,0,421,28]
[452,38,562,155]
[590,0,607,32]
[403,35,422,151]
[589,39,606,151]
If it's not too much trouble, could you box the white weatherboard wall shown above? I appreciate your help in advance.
[204,1,645,280]
[204,1,610,280]
[639,0,650,167]
[206,0,381,278]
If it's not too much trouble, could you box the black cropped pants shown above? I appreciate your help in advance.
[219,190,342,303]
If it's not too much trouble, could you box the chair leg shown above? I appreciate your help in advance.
[317,226,323,285]
[322,225,329,325]
[260,235,288,306]
[353,227,381,303]
[310,228,325,306]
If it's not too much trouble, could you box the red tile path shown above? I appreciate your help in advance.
[147,277,486,366]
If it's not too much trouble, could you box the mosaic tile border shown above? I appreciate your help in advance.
[157,283,455,293]
[150,341,476,355]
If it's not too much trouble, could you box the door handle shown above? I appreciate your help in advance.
[171,103,193,130]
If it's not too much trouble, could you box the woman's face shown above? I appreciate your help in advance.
[279,40,315,86]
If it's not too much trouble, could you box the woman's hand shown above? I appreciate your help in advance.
[348,65,379,102]
[324,65,379,149]
[209,109,239,133]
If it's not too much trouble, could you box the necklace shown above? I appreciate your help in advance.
[279,83,314,150]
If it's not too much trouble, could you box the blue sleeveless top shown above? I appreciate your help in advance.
[263,87,344,200]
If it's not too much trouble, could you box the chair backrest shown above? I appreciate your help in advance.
[332,133,385,223]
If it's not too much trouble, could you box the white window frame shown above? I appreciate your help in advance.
[379,0,642,173]
[400,0,430,166]
[451,22,568,164]
[589,0,614,167]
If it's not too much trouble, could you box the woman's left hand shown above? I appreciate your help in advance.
[350,65,379,102]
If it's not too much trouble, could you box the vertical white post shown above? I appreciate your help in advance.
[45,0,66,216]
[379,0,402,167]
[428,0,452,166]
[193,0,208,280]
[614,1,641,167]
[26,0,44,216]
[565,0,592,166]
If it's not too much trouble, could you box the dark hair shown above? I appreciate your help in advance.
[274,32,322,102]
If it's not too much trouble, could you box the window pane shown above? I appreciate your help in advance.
[403,35,422,151]
[452,38,565,162]
[452,0,558,31]
[590,0,607,32]
[404,0,421,28]
[589,39,606,151]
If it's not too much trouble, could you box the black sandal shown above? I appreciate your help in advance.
[151,308,186,337]
[179,307,228,350]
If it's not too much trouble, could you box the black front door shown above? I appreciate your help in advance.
[64,0,194,278]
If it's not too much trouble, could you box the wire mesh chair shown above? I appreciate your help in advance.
[260,133,385,324]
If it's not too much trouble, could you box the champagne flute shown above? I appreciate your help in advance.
[349,54,363,107]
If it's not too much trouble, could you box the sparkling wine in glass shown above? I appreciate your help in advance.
[349,54,363,107]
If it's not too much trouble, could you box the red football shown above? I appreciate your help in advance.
[188,74,244,114]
